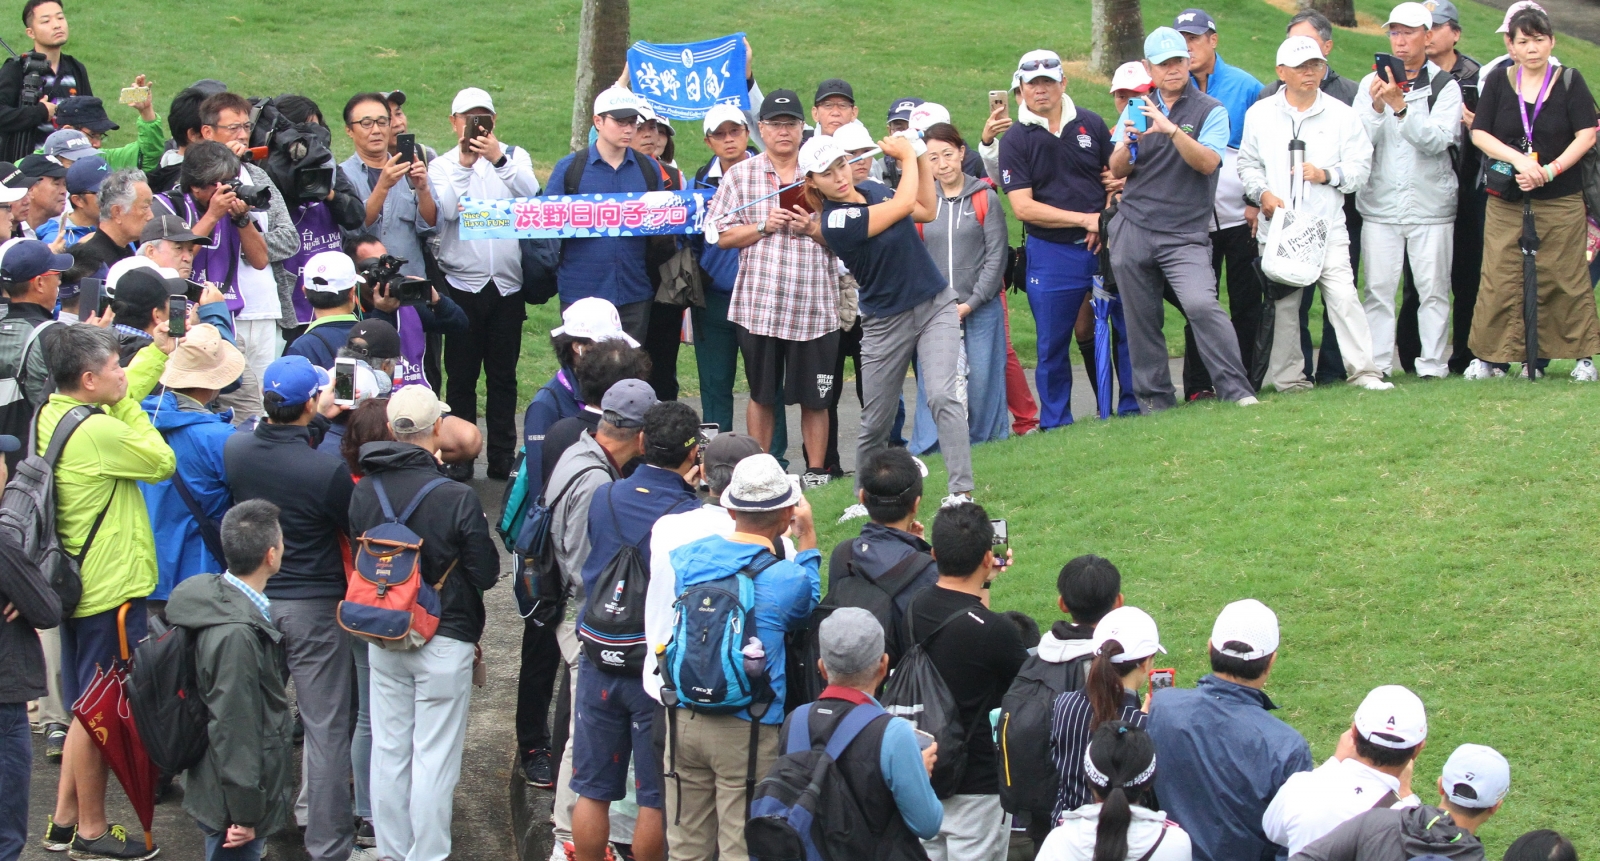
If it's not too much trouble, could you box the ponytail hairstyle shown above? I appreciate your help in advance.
[1085,721,1158,861]
[1085,639,1146,730]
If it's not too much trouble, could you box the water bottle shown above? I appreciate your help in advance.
[742,637,766,680]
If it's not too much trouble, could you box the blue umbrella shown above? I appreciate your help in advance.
[1092,276,1115,419]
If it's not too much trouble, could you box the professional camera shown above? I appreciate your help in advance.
[357,254,429,306]
[17,51,50,105]
[223,178,272,211]
[246,97,336,206]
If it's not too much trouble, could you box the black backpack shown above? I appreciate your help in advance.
[511,464,607,626]
[0,405,112,615]
[128,616,210,773]
[578,486,675,675]
[879,601,977,799]
[521,148,670,306]
[996,651,1093,814]
[746,700,886,861]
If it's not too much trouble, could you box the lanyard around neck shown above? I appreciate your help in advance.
[1516,64,1555,153]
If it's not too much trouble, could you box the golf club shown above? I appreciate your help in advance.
[702,147,882,245]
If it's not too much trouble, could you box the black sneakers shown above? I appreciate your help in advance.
[66,824,159,860]
[522,748,555,789]
[41,816,74,851]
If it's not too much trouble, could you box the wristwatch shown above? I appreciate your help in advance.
[230,213,253,229]
[756,219,770,237]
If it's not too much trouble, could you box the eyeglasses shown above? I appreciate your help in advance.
[707,127,746,140]
[348,117,391,130]
[815,99,853,111]
[208,121,253,134]
[1018,57,1062,72]
[760,119,802,130]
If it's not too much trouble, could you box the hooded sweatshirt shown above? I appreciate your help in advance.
[669,533,821,724]
[918,175,1009,311]
[166,574,293,837]
[141,390,236,601]
[1290,803,1486,861]
[1037,803,1194,861]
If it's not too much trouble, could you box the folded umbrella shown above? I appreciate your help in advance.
[1092,276,1115,420]
[1519,198,1540,380]
[71,602,157,854]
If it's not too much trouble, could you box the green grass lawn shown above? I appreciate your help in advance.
[49,0,1600,854]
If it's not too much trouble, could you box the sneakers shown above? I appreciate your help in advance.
[66,824,158,860]
[1237,396,1261,406]
[1573,358,1598,381]
[486,456,516,482]
[1352,377,1394,391]
[561,842,615,861]
[346,848,380,861]
[836,503,868,523]
[1187,390,1216,402]
[800,469,833,490]
[522,748,554,789]
[44,722,66,761]
[441,460,474,482]
[1518,364,1545,380]
[354,819,376,848]
[1462,359,1503,380]
[940,492,973,509]
[42,816,74,851]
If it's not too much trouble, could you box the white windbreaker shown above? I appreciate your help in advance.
[1238,88,1373,233]
[1352,62,1463,224]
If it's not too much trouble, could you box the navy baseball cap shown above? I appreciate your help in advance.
[261,355,331,408]
[1174,8,1218,33]
[65,155,109,195]
[0,240,74,282]
[56,96,119,132]
[888,97,925,123]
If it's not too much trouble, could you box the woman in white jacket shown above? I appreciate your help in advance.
[1238,36,1393,393]
[1036,721,1192,861]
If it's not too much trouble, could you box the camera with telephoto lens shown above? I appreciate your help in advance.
[18,51,50,105]
[223,178,272,211]
[358,254,429,306]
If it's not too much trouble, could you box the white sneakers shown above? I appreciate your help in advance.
[1463,359,1506,380]
[940,492,974,509]
[1353,376,1395,391]
[1573,358,1598,381]
[1237,396,1260,406]
[837,503,868,523]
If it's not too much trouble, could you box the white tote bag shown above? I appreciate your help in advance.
[1260,147,1330,288]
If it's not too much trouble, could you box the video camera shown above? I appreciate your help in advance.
[17,51,49,105]
[247,97,336,207]
[223,178,272,211]
[357,254,430,306]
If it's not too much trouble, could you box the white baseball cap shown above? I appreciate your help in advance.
[1497,0,1544,31]
[593,86,643,120]
[798,135,849,176]
[702,103,748,137]
[302,251,360,293]
[1277,35,1327,68]
[104,255,159,297]
[1440,744,1510,809]
[550,296,641,347]
[1110,62,1154,94]
[1210,599,1279,661]
[832,119,876,153]
[1386,1,1433,28]
[1016,49,1065,83]
[450,87,495,115]
[1092,607,1166,664]
[1353,685,1428,749]
[908,102,951,133]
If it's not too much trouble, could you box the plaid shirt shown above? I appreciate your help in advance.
[705,153,840,342]
[223,572,273,621]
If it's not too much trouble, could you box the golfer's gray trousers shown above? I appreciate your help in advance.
[1109,213,1253,410]
[857,288,974,494]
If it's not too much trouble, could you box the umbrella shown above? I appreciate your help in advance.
[1519,197,1540,380]
[71,602,157,854]
[1091,276,1116,419]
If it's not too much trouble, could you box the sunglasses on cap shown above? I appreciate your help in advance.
[1018,57,1063,72]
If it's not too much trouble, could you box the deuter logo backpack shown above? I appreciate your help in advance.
[663,550,779,714]
[337,476,455,651]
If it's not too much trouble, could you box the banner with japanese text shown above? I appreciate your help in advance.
[457,190,709,240]
[627,33,748,121]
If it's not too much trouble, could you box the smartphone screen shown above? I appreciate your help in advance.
[1150,668,1176,690]
[777,183,814,214]
[397,133,416,163]
[167,295,187,337]
[78,278,103,317]
[334,358,357,405]
[914,728,935,751]
[1127,97,1148,133]
[988,90,1008,113]
[990,518,1009,567]
[118,86,149,106]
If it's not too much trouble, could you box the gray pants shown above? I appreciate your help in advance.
[1109,214,1253,410]
[857,290,973,494]
[272,597,354,861]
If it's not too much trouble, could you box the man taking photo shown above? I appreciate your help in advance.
[0,0,95,158]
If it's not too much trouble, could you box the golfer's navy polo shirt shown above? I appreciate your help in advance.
[997,108,1113,245]
[550,144,660,307]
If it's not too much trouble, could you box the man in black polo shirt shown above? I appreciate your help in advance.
[997,49,1131,429]
[907,502,1027,861]
[0,0,94,159]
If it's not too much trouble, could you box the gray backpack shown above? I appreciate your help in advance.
[0,316,57,407]
[0,404,110,615]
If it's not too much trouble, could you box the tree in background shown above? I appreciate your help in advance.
[1091,0,1146,78]
[572,0,630,152]
[1306,0,1356,27]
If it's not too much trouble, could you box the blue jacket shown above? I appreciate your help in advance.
[670,534,822,724]
[1146,674,1313,861]
[549,145,661,307]
[580,463,700,625]
[521,369,583,504]
[1195,54,1265,149]
[139,391,236,601]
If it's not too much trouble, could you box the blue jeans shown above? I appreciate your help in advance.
[0,703,29,861]
[1026,236,1137,426]
[911,295,1009,453]
[200,823,266,861]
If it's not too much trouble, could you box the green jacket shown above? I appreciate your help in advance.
[38,116,167,171]
[165,574,292,833]
[36,343,174,617]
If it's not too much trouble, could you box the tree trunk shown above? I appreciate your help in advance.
[1091,0,1146,80]
[1305,0,1356,28]
[571,0,631,153]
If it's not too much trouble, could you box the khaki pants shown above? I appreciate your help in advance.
[664,710,780,861]
[1469,193,1600,362]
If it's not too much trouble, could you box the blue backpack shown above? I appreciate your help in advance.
[662,550,780,714]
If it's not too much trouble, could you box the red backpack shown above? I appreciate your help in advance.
[337,476,456,650]
[915,189,991,239]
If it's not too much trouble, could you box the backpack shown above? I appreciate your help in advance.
[745,700,886,861]
[914,187,992,240]
[996,651,1094,814]
[509,463,607,626]
[0,405,113,616]
[0,317,56,408]
[336,475,456,651]
[879,601,979,799]
[1557,68,1600,218]
[496,449,533,552]
[662,550,780,714]
[127,616,209,773]
[577,486,655,674]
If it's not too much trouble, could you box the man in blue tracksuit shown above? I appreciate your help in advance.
[1176,8,1269,395]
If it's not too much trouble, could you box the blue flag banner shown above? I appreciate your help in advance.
[627,33,749,121]
[458,191,710,240]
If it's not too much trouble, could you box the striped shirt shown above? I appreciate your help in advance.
[704,152,840,342]
[1050,688,1146,824]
